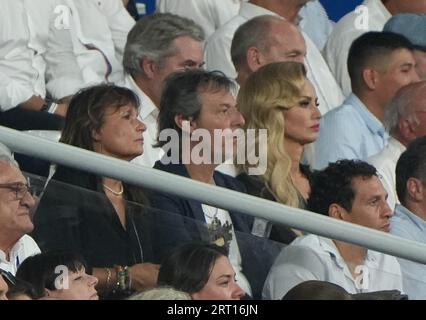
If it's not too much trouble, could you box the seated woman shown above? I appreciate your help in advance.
[237,61,321,243]
[32,84,159,298]
[16,251,98,300]
[158,242,245,300]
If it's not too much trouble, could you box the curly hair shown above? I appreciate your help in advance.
[307,160,377,216]
[237,61,307,208]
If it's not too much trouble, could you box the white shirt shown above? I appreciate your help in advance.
[125,75,165,168]
[202,204,252,296]
[204,2,344,115]
[156,0,241,39]
[0,0,57,110]
[324,0,391,96]
[45,0,135,99]
[0,235,41,275]
[368,137,406,210]
[299,0,334,51]
[263,234,403,300]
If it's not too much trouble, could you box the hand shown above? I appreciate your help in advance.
[54,103,68,117]
[19,95,46,111]
[128,263,160,291]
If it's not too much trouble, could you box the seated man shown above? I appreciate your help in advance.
[391,136,426,299]
[0,152,40,275]
[263,160,402,300]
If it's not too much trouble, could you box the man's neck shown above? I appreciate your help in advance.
[132,74,160,109]
[406,203,426,222]
[356,92,385,123]
[333,240,368,276]
[185,162,217,185]
[0,238,18,262]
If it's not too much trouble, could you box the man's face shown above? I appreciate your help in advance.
[191,89,245,162]
[0,163,35,241]
[258,21,306,68]
[391,0,426,14]
[375,48,419,106]
[413,49,426,80]
[407,86,426,139]
[152,36,204,103]
[342,176,393,232]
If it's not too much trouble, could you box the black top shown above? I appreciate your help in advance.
[32,166,155,271]
[237,164,313,244]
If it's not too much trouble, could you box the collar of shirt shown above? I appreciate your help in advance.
[386,137,406,155]
[394,204,426,233]
[0,238,23,268]
[346,94,388,139]
[318,236,380,271]
[365,0,392,21]
[126,74,159,120]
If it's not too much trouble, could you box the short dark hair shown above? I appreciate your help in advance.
[347,31,413,92]
[157,242,228,294]
[156,69,235,151]
[61,84,140,152]
[396,136,426,205]
[15,251,87,299]
[308,160,378,215]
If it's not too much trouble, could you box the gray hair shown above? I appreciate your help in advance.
[128,287,191,300]
[385,81,426,134]
[231,15,284,71]
[123,13,205,77]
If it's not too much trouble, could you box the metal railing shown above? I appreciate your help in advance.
[1,125,426,264]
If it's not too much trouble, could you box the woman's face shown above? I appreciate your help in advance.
[93,104,146,161]
[191,256,245,300]
[47,267,99,300]
[284,79,321,145]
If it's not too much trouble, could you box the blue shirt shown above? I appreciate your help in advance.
[391,204,426,299]
[314,94,388,170]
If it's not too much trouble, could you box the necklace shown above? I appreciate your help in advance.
[103,183,124,196]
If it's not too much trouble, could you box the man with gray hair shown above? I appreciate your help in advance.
[0,146,40,275]
[231,15,306,87]
[369,81,426,210]
[122,13,205,167]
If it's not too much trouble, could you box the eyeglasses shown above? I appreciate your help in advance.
[0,182,36,200]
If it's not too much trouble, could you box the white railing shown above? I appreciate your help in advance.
[1,125,426,264]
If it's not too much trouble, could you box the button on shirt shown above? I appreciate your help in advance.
[263,234,403,300]
[0,0,56,110]
[391,205,426,300]
[124,75,165,168]
[314,93,389,170]
[368,137,406,210]
[0,235,41,275]
[324,0,391,96]
[204,2,344,115]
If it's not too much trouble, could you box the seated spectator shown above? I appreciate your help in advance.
[263,160,402,299]
[315,32,419,170]
[0,152,40,275]
[369,81,426,209]
[16,251,98,300]
[123,13,205,167]
[158,242,244,300]
[283,280,407,300]
[32,84,159,298]
[6,278,36,300]
[391,136,426,299]
[128,286,191,300]
[384,13,426,80]
[151,69,254,296]
[237,61,320,243]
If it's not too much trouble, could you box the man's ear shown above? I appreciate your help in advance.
[398,117,417,142]
[246,46,263,72]
[174,114,196,132]
[140,57,157,79]
[91,129,101,142]
[362,68,380,90]
[406,177,424,202]
[328,203,348,221]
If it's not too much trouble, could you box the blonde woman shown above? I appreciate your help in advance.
[237,61,321,243]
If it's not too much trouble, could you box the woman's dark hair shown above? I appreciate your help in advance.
[157,242,228,294]
[60,84,140,151]
[15,251,87,299]
[6,278,37,300]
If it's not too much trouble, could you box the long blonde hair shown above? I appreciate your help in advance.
[238,61,307,208]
